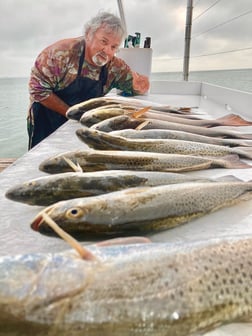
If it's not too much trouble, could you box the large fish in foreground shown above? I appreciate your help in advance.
[39,149,250,174]
[5,170,219,206]
[1,236,252,335]
[76,127,252,159]
[31,180,252,236]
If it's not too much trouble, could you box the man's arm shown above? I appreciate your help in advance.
[39,93,70,117]
[132,72,150,95]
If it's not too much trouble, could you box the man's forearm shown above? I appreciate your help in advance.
[39,93,70,116]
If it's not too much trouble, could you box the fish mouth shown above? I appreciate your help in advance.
[31,207,55,234]
[31,214,43,231]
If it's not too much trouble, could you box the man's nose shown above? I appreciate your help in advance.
[102,44,116,55]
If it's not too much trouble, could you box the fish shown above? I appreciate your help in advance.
[80,105,202,128]
[110,128,252,147]
[91,114,143,132]
[66,96,195,121]
[79,104,252,128]
[31,180,252,236]
[66,98,124,121]
[76,127,252,159]
[38,149,251,174]
[138,111,252,127]
[79,106,132,127]
[91,115,252,139]
[131,107,252,128]
[4,170,221,206]
[2,235,252,335]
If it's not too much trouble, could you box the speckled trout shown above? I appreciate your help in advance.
[91,115,252,139]
[66,96,193,121]
[31,180,252,236]
[79,104,251,128]
[38,149,251,174]
[5,170,218,206]
[110,128,252,147]
[1,236,252,335]
[76,127,252,159]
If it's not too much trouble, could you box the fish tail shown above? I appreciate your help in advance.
[216,113,252,127]
[219,154,251,169]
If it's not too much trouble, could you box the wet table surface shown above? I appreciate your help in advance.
[1,93,252,335]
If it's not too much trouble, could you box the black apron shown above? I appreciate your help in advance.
[28,43,108,149]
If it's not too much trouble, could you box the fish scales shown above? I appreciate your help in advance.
[80,107,127,127]
[1,237,252,335]
[5,170,216,206]
[39,149,250,174]
[76,127,252,159]
[66,98,124,120]
[80,106,214,128]
[91,115,252,139]
[66,96,193,121]
[110,129,252,147]
[31,181,252,235]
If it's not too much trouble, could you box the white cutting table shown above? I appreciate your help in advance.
[1,81,252,335]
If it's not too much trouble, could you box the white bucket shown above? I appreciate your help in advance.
[117,48,152,77]
[116,48,152,95]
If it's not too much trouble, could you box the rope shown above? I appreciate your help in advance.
[193,0,222,21]
[192,9,252,38]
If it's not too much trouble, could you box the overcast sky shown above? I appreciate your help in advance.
[1,0,251,77]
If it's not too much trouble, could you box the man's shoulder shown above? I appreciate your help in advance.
[44,37,84,52]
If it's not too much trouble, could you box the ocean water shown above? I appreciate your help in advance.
[151,68,252,93]
[0,68,252,158]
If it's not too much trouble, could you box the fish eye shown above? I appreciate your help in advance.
[66,207,84,219]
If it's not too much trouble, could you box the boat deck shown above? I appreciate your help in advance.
[0,158,16,172]
[1,81,252,335]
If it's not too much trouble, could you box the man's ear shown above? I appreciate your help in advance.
[85,29,91,41]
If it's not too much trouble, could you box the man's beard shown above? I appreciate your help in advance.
[92,51,109,66]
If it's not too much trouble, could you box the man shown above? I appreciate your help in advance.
[27,11,149,149]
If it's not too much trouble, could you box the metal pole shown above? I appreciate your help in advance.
[183,0,193,81]
[117,0,127,36]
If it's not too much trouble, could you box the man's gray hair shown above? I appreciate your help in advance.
[84,11,125,39]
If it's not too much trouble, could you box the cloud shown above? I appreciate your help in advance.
[0,0,251,77]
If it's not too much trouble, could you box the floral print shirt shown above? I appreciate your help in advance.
[29,37,141,103]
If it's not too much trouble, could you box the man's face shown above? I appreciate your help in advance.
[85,26,122,66]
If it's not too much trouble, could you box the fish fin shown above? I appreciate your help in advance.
[41,212,96,261]
[63,156,83,172]
[96,237,152,247]
[221,154,251,169]
[131,106,152,118]
[216,113,252,126]
[214,175,243,182]
[136,120,150,130]
[154,105,194,114]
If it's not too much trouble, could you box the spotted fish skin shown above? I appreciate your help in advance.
[91,115,252,140]
[5,170,215,206]
[110,128,252,147]
[31,181,252,236]
[76,127,252,159]
[39,150,250,174]
[0,237,252,335]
